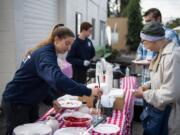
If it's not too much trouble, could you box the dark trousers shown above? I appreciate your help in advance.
[72,67,87,84]
[2,101,39,135]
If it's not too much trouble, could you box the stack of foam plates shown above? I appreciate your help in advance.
[13,123,52,135]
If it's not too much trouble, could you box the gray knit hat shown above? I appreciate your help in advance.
[140,21,165,41]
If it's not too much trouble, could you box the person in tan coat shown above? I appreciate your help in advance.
[135,21,180,135]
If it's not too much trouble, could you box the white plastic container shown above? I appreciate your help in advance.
[95,62,104,83]
[108,88,125,98]
[105,64,113,92]
[79,102,90,114]
[87,83,108,95]
[125,67,130,76]
[46,113,59,133]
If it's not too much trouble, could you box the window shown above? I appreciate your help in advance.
[75,13,82,36]
[92,18,96,40]
[99,21,106,46]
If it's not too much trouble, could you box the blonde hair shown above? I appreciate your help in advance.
[25,24,75,57]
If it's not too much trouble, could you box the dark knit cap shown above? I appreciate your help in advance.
[141,21,165,36]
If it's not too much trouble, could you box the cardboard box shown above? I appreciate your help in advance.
[109,88,125,111]
[113,96,125,111]
[79,96,94,108]
[79,95,125,111]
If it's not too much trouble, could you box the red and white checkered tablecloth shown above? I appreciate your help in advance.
[120,76,137,135]
[39,76,137,135]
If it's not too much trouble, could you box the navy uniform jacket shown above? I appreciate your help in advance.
[66,37,95,71]
[3,44,91,105]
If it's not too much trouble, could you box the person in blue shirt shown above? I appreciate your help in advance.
[66,22,95,84]
[2,24,101,135]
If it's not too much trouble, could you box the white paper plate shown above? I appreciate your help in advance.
[14,123,52,135]
[61,111,92,120]
[58,100,82,109]
[132,60,150,65]
[93,124,120,134]
[57,95,78,101]
[54,127,90,135]
[87,83,107,89]
[109,88,125,98]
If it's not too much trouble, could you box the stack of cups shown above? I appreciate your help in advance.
[105,64,113,93]
[95,62,104,83]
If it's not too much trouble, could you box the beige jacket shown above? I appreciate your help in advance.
[143,42,180,135]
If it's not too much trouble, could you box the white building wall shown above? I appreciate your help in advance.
[0,0,16,102]
[97,0,108,46]
[0,0,59,102]
[58,0,67,24]
[99,0,108,21]
[66,0,87,32]
[65,0,107,47]
[14,0,58,66]
[87,0,99,46]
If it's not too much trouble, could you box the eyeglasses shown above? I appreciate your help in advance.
[141,40,146,44]
[145,19,152,23]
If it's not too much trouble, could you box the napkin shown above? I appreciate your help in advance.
[100,95,115,108]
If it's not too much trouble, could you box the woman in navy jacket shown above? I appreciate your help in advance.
[2,24,101,135]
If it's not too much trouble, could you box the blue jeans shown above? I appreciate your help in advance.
[140,104,171,135]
